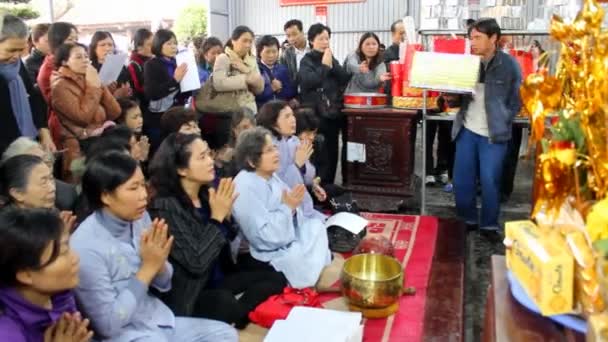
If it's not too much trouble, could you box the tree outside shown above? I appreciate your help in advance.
[0,0,40,19]
[173,2,208,45]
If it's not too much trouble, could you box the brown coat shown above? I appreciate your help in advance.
[50,67,120,182]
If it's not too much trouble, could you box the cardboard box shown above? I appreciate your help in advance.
[505,220,574,315]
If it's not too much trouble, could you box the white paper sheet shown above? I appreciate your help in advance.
[98,53,127,86]
[346,142,366,163]
[324,212,368,235]
[264,307,363,342]
[175,49,201,92]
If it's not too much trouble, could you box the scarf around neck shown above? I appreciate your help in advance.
[0,61,37,138]
[160,56,177,79]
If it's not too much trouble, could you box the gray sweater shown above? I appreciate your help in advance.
[343,52,387,94]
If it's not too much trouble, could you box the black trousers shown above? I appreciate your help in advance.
[425,120,454,178]
[317,116,347,184]
[192,254,286,329]
[501,126,523,199]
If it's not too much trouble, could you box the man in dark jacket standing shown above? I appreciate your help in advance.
[280,19,309,90]
[384,20,405,96]
[452,18,521,241]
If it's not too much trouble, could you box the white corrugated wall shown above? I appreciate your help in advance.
[227,0,408,61]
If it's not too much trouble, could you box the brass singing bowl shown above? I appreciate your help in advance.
[340,253,404,309]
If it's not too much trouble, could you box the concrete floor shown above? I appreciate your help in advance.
[337,124,533,341]
[408,125,532,341]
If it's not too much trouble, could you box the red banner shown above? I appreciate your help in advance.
[280,0,364,6]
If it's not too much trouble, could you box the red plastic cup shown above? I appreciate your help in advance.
[390,62,404,97]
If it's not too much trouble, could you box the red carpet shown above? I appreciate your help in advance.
[319,214,439,342]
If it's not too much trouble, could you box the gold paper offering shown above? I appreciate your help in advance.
[505,220,574,315]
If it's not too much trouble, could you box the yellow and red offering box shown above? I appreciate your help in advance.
[505,220,574,316]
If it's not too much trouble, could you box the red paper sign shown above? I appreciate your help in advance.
[315,5,327,24]
[280,0,364,5]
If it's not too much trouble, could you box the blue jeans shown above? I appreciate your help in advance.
[160,316,238,342]
[453,128,508,230]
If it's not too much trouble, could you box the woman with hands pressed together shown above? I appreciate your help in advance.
[257,100,327,220]
[70,152,237,341]
[344,32,390,94]
[50,43,121,182]
[232,127,331,288]
[298,23,350,184]
[148,133,285,328]
[0,207,93,342]
[143,29,189,154]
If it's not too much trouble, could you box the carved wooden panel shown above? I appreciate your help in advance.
[344,108,418,205]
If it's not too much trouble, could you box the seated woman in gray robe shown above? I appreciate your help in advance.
[231,127,331,288]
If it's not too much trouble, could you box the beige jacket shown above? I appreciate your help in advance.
[212,46,264,113]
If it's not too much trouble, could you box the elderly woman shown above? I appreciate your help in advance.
[2,137,78,211]
[0,15,54,156]
[51,42,121,182]
[231,127,331,288]
[71,151,237,341]
[0,207,92,342]
[0,154,56,210]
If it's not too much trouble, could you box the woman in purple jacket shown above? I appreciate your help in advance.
[255,35,296,109]
[0,207,93,342]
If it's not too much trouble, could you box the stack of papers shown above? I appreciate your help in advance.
[324,212,368,235]
[409,52,480,94]
[264,307,363,342]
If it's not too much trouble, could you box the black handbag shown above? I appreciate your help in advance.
[315,88,342,120]
[326,192,365,253]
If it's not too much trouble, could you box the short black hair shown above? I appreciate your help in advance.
[152,29,177,57]
[160,106,198,141]
[307,23,331,48]
[83,125,133,160]
[257,100,290,138]
[256,35,280,59]
[53,42,87,69]
[201,36,223,56]
[468,18,501,41]
[229,107,256,145]
[47,22,77,52]
[116,98,140,124]
[31,23,50,44]
[133,28,153,50]
[284,19,303,32]
[82,152,139,210]
[89,31,115,67]
[83,134,131,162]
[234,127,272,172]
[390,19,403,33]
[295,107,319,135]
[0,207,64,287]
[0,155,46,205]
[149,133,205,207]
[466,19,476,28]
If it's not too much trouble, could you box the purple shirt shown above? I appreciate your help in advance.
[0,289,76,342]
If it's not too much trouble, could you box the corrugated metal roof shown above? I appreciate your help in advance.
[228,0,407,61]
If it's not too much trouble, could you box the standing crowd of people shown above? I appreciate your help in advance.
[0,11,525,341]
